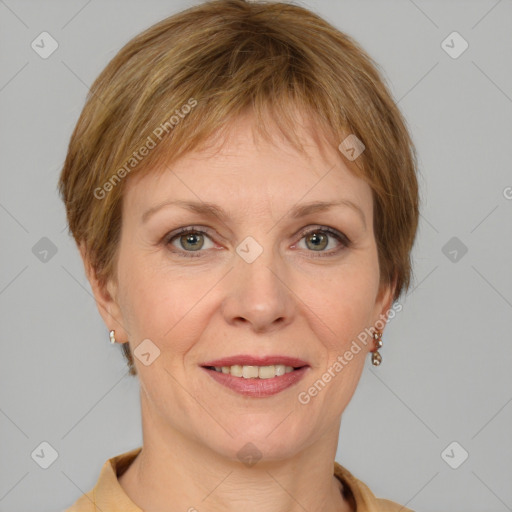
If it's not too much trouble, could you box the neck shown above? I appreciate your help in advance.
[118,393,352,512]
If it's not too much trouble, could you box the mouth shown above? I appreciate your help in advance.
[202,364,307,379]
[200,355,309,378]
[200,355,310,397]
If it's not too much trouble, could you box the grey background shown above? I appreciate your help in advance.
[1,0,511,511]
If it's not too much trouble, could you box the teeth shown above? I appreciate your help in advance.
[275,365,286,376]
[258,365,276,379]
[212,364,296,378]
[242,366,259,378]
[231,365,243,377]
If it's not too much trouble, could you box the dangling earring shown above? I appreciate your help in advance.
[109,330,116,344]
[371,329,383,366]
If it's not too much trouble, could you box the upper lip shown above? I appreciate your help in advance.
[201,355,309,368]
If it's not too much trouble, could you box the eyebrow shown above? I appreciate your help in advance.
[141,199,366,230]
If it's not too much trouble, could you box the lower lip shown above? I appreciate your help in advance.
[201,366,309,397]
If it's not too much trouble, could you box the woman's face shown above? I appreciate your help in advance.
[95,114,394,461]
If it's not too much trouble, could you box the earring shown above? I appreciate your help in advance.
[109,330,116,344]
[371,329,383,366]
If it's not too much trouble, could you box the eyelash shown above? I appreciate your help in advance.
[163,225,351,259]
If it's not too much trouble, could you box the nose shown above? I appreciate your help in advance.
[221,247,295,333]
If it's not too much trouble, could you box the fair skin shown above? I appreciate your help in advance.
[83,113,395,512]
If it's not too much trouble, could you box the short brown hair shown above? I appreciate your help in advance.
[58,0,420,376]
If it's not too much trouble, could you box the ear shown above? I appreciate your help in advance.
[373,272,398,330]
[79,242,129,342]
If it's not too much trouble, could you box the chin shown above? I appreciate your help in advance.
[200,417,315,464]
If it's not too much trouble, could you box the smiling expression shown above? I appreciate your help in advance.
[99,112,394,460]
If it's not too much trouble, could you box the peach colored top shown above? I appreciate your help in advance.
[64,446,414,512]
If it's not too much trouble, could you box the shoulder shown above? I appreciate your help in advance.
[63,446,143,511]
[334,461,414,512]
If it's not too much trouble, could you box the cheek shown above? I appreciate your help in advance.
[315,272,376,406]
[117,253,212,353]
[308,258,379,345]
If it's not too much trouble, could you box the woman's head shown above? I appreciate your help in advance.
[58,0,419,458]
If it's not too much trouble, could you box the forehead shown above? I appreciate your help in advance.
[123,113,372,220]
